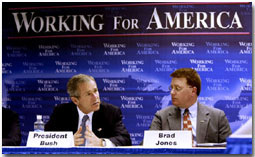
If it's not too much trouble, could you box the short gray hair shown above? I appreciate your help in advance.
[67,74,96,97]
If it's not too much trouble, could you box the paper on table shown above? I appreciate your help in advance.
[196,142,226,147]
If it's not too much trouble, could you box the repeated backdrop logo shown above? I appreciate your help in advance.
[2,2,252,145]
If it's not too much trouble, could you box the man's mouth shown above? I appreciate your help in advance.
[92,102,100,106]
[172,98,179,103]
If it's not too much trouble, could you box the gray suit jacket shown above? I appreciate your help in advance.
[149,103,232,143]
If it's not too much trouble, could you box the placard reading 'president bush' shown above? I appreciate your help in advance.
[2,2,252,145]
[26,132,74,147]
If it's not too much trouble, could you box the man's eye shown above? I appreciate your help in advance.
[176,87,181,91]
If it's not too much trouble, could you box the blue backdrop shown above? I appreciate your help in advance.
[2,2,252,146]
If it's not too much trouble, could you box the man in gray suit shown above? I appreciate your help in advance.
[149,68,232,144]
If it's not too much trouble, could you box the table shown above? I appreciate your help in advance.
[2,138,252,154]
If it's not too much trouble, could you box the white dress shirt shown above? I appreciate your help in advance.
[77,106,115,147]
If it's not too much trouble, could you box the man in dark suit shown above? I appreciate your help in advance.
[149,68,232,144]
[2,107,22,146]
[45,74,131,147]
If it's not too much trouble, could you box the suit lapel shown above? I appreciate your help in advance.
[167,106,181,130]
[196,103,210,143]
[72,103,79,133]
[92,107,105,136]
[92,111,99,133]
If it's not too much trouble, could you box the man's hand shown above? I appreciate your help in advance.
[85,126,103,146]
[74,126,85,146]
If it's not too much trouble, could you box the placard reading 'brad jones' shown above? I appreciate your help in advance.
[143,130,192,148]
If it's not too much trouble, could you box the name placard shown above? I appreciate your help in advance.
[143,130,192,148]
[26,131,74,147]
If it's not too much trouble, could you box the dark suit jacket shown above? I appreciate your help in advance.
[149,103,232,143]
[2,107,22,146]
[45,101,131,146]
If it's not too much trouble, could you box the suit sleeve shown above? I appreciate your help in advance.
[2,110,21,146]
[108,107,132,146]
[45,105,64,132]
[218,110,232,143]
[138,111,163,145]
[149,111,162,130]
[45,103,77,134]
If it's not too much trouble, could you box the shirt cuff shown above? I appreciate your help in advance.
[104,139,116,147]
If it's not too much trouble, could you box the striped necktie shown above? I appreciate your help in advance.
[183,109,192,131]
[183,108,194,146]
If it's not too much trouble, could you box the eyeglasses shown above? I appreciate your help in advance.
[169,86,193,93]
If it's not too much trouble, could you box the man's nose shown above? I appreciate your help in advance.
[91,92,98,98]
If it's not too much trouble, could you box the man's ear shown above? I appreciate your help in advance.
[71,97,79,106]
[192,87,197,96]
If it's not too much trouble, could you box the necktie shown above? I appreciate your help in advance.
[80,115,89,146]
[183,109,194,146]
[183,109,192,131]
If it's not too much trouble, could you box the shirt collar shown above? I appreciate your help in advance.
[77,106,94,121]
[180,100,198,118]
